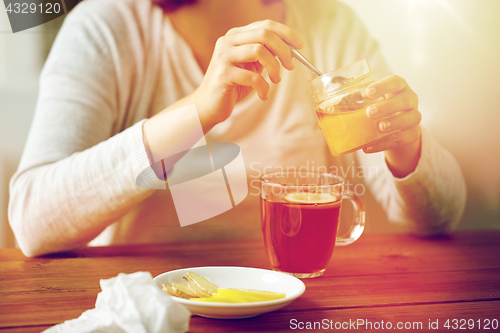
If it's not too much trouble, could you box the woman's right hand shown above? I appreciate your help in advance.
[193,19,304,131]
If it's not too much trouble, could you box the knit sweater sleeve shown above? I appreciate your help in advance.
[357,129,466,235]
[8,0,162,256]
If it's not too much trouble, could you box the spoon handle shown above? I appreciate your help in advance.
[290,47,323,77]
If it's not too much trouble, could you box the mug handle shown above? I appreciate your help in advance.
[336,191,365,246]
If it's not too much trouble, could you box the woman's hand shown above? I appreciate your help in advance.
[193,20,304,131]
[363,75,422,177]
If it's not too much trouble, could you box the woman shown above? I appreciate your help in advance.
[9,0,466,256]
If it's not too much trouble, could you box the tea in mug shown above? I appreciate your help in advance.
[261,192,341,275]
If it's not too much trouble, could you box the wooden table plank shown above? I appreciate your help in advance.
[1,232,499,332]
[2,232,499,276]
[5,300,496,333]
[0,326,54,333]
[2,266,499,328]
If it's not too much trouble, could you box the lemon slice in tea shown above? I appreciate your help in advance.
[284,192,338,204]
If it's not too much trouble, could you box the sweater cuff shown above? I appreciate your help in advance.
[387,127,433,189]
[384,127,465,235]
[128,119,166,190]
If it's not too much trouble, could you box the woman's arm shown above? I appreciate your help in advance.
[144,19,304,173]
[9,0,305,256]
[361,129,466,235]
[8,0,162,257]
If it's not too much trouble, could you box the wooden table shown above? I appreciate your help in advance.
[1,231,499,332]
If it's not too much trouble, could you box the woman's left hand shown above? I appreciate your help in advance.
[363,75,422,177]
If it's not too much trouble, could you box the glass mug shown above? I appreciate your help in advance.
[260,171,365,278]
[309,60,390,156]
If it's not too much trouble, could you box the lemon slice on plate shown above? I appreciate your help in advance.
[284,192,338,204]
[191,288,286,303]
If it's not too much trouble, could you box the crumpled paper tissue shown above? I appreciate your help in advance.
[43,271,191,333]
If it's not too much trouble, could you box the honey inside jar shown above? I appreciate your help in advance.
[309,60,390,156]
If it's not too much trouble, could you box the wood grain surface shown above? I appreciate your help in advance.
[1,232,499,332]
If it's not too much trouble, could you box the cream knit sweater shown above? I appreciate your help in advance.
[9,0,466,256]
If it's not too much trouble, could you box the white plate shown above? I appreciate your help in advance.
[154,266,306,319]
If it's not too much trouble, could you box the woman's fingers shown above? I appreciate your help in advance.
[226,19,304,49]
[365,74,421,135]
[363,126,421,154]
[366,89,418,119]
[222,21,303,71]
[377,109,422,133]
[360,74,422,155]
[225,44,281,83]
[221,30,293,70]
[224,66,270,100]
[366,75,408,99]
[194,20,303,126]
